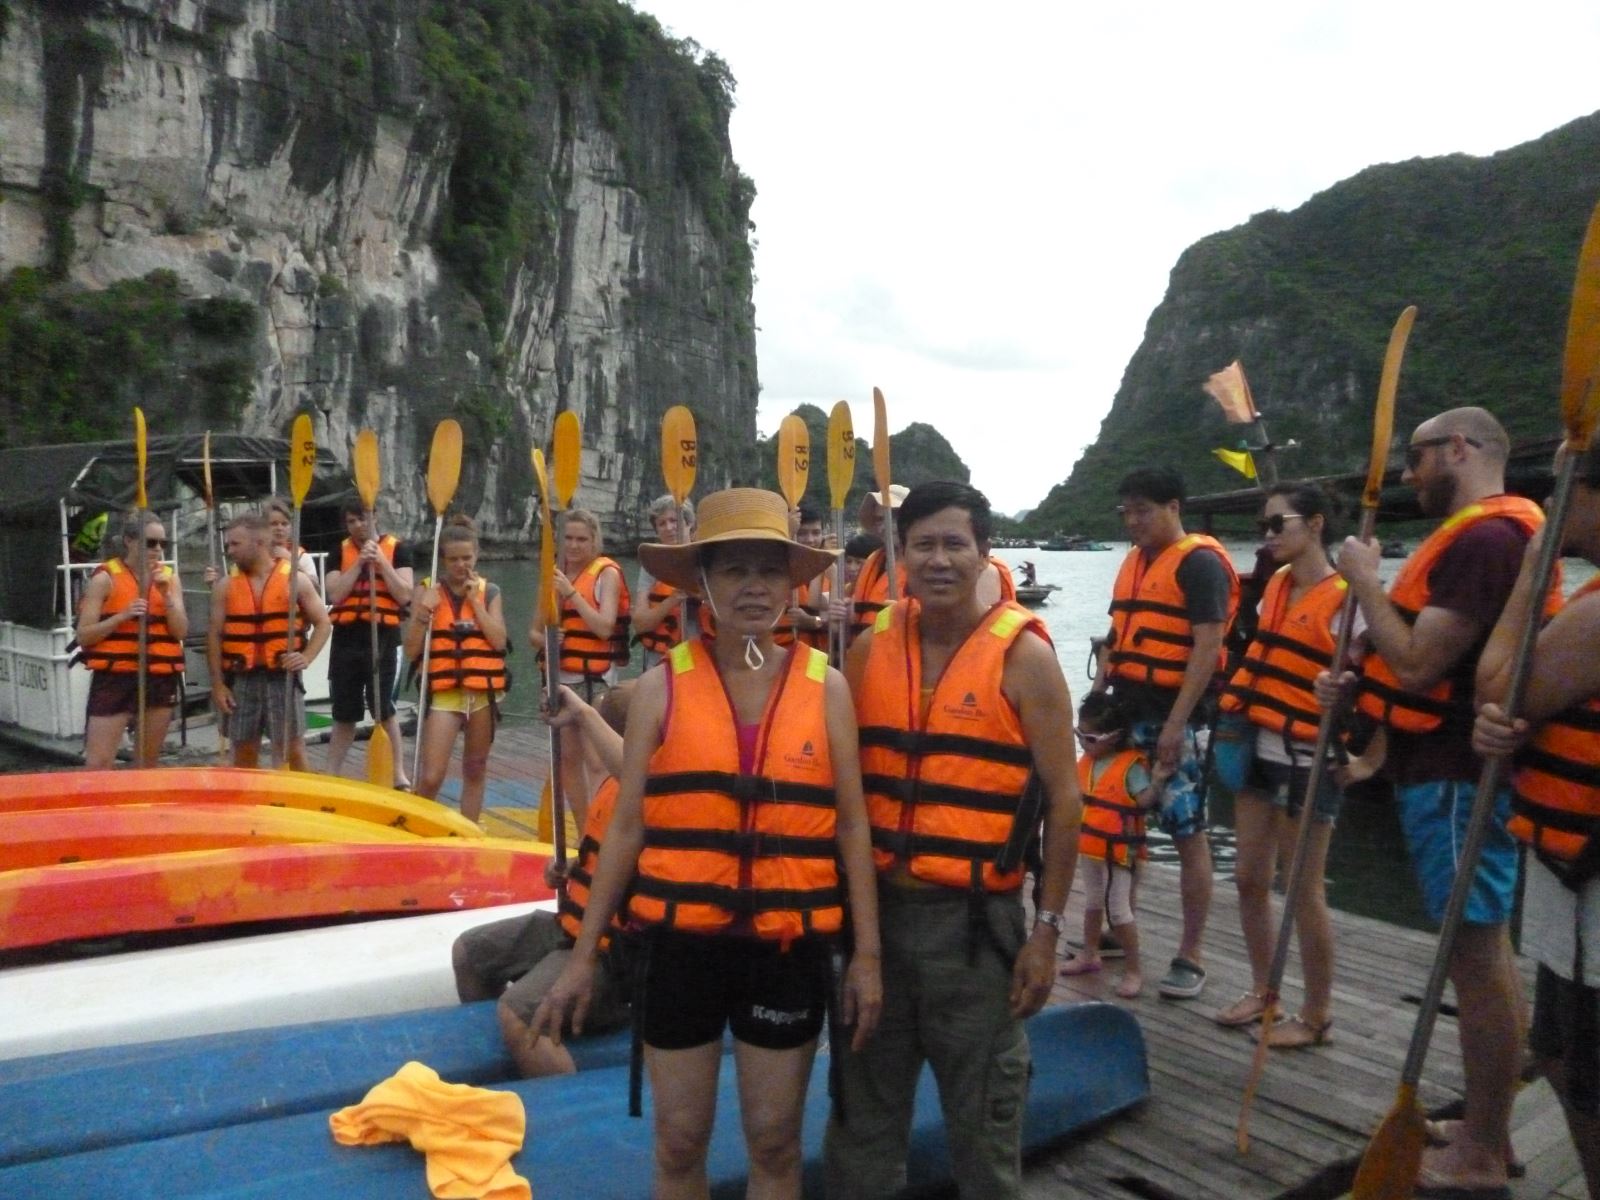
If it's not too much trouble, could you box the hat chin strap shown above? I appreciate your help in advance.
[698,566,783,671]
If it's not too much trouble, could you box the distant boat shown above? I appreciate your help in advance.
[1016,583,1061,607]
[1038,534,1113,552]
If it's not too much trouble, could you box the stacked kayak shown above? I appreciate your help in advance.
[0,999,1149,1198]
[0,769,552,951]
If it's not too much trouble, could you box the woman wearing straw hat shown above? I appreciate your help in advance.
[532,488,882,1200]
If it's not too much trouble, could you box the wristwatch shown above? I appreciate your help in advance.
[1033,909,1065,936]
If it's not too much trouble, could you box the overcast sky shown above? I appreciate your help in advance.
[637,1,1600,513]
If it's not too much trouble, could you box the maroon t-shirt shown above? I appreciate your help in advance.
[1388,516,1530,783]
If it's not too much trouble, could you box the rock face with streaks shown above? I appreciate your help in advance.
[0,0,759,544]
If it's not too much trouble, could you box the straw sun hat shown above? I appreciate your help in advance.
[639,488,838,595]
[857,483,909,522]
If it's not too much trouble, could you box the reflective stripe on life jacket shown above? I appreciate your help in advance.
[1077,748,1147,867]
[630,639,841,944]
[1510,576,1600,869]
[1357,496,1553,734]
[558,557,631,677]
[558,774,625,951]
[424,579,507,693]
[856,599,1048,892]
[330,535,403,626]
[220,563,302,672]
[849,548,905,640]
[1220,567,1347,744]
[1107,534,1240,691]
[80,559,185,675]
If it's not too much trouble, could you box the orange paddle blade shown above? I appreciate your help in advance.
[661,405,697,503]
[1350,1082,1427,1200]
[354,429,381,511]
[1366,306,1416,507]
[827,401,855,510]
[1563,199,1600,449]
[133,408,148,510]
[777,413,811,508]
[426,420,463,516]
[872,387,892,498]
[531,448,559,625]
[288,413,316,505]
[553,411,582,510]
[367,723,394,790]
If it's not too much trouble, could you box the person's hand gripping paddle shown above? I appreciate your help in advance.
[412,419,464,783]
[1352,200,1600,1200]
[826,401,854,667]
[282,413,315,768]
[353,430,393,789]
[1236,304,1414,1152]
[872,388,898,603]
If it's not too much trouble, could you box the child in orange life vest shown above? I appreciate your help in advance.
[1060,692,1171,999]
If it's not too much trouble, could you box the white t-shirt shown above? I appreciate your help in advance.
[1521,855,1600,987]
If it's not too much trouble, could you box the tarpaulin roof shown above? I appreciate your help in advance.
[0,434,353,520]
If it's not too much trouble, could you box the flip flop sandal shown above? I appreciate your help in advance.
[1252,1014,1332,1049]
[1422,1121,1526,1180]
[1214,990,1269,1027]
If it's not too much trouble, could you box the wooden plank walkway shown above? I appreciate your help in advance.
[299,723,1593,1197]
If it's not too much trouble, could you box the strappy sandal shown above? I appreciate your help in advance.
[1253,1014,1332,1048]
[1213,990,1268,1027]
[1423,1120,1527,1180]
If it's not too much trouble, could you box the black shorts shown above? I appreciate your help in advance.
[329,624,400,723]
[638,930,828,1052]
[86,671,181,716]
[1530,963,1600,1115]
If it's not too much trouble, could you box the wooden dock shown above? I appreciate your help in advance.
[2,718,1549,1197]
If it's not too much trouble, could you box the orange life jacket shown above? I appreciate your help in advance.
[774,577,828,650]
[856,600,1048,892]
[1509,576,1600,871]
[992,557,1017,604]
[849,548,906,640]
[633,578,684,659]
[1357,496,1553,734]
[559,774,625,950]
[1107,534,1240,691]
[80,559,185,675]
[630,639,841,944]
[1220,567,1348,744]
[424,579,507,693]
[330,535,403,627]
[1077,749,1147,867]
[558,557,631,677]
[220,563,303,672]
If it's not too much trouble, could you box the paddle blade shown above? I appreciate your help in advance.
[1235,997,1280,1155]
[872,386,892,496]
[289,413,316,505]
[426,420,463,516]
[532,449,559,625]
[827,401,855,509]
[1367,305,1416,507]
[1350,1083,1427,1200]
[133,407,148,509]
[777,413,811,508]
[367,723,395,790]
[354,429,381,511]
[1562,200,1600,448]
[661,405,697,503]
[553,411,582,509]
[202,430,214,509]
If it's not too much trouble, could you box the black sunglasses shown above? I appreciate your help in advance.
[142,537,170,550]
[1256,513,1304,536]
[1404,435,1481,470]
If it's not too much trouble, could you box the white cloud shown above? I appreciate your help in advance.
[639,0,1600,510]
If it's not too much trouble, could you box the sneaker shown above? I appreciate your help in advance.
[1157,957,1206,999]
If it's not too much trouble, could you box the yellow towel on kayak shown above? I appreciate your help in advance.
[329,1061,530,1200]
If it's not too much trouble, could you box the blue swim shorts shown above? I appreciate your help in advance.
[1129,719,1207,840]
[1396,779,1519,927]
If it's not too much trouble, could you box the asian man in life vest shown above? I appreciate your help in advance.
[1474,438,1600,1200]
[1093,467,1240,1002]
[1320,407,1557,1197]
[825,480,1081,1200]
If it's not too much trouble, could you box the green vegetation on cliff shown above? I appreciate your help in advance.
[1028,111,1600,536]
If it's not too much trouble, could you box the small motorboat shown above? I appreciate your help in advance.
[1016,583,1061,606]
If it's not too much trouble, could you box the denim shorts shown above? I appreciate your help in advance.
[1211,713,1341,822]
[1129,719,1206,839]
[1396,779,1519,926]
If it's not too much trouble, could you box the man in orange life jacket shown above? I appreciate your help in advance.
[846,484,908,642]
[1093,467,1239,1001]
[453,683,634,1078]
[780,502,831,648]
[1322,407,1547,1196]
[1474,439,1600,1200]
[825,481,1082,1200]
[207,512,331,768]
[324,497,414,788]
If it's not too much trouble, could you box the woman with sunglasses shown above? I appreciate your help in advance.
[75,509,189,768]
[1210,483,1351,1047]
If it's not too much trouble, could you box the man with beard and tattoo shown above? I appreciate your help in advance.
[1319,406,1556,1198]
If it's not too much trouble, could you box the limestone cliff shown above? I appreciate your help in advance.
[0,0,759,545]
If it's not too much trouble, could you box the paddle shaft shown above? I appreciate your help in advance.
[412,515,445,783]
[830,508,846,668]
[367,513,385,728]
[1399,452,1579,1088]
[282,511,304,761]
[882,508,898,602]
[546,516,570,866]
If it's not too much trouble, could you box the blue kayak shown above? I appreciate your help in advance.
[0,1002,1147,1199]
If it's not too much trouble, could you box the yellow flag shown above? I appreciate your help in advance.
[1212,447,1258,479]
[1203,360,1260,424]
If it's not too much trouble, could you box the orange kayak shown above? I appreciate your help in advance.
[0,769,483,839]
[0,839,556,950]
[0,804,418,872]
